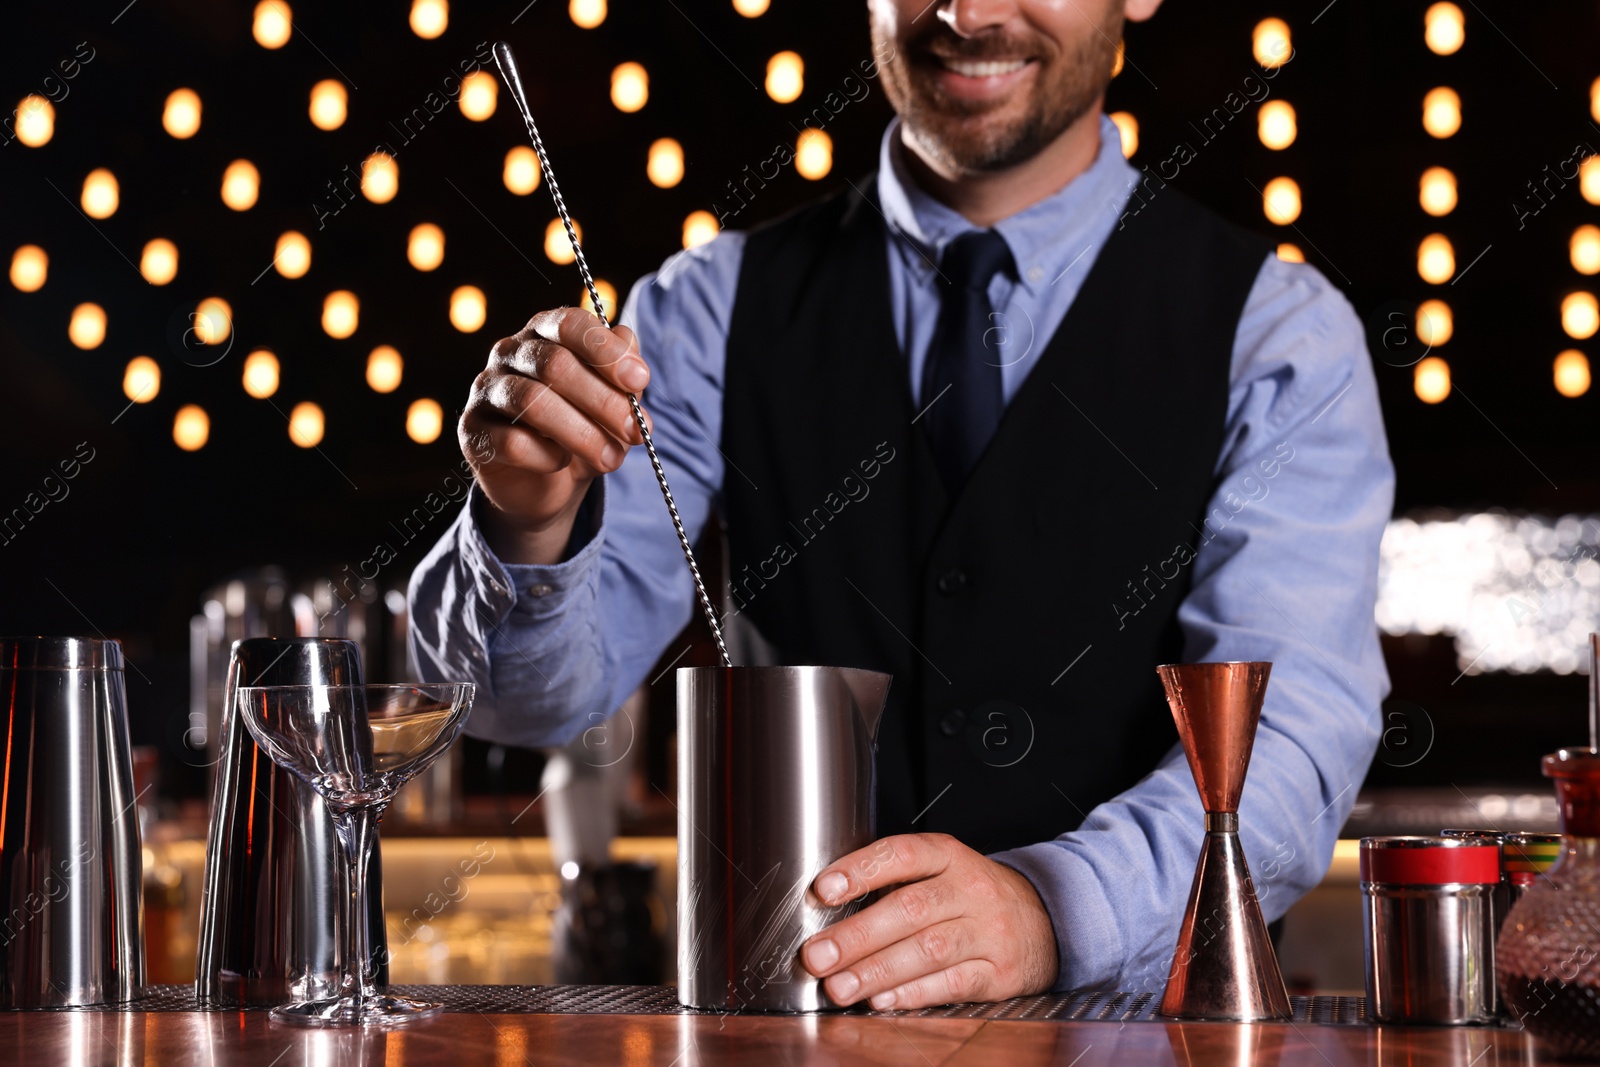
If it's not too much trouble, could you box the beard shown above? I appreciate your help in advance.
[873,9,1122,173]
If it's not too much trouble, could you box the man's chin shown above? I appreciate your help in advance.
[903,109,1039,174]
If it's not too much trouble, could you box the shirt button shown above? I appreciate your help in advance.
[936,568,968,596]
[1027,265,1045,284]
[939,708,966,737]
[527,583,555,597]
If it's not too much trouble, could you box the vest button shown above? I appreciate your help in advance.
[936,568,968,595]
[938,708,966,736]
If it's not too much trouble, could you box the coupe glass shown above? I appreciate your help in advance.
[237,682,474,1027]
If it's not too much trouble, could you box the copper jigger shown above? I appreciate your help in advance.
[1155,661,1292,1021]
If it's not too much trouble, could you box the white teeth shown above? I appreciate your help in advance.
[942,58,1027,78]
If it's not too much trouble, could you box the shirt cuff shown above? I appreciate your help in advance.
[989,841,1126,993]
[462,479,609,627]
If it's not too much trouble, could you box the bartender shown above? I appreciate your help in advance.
[410,0,1392,1009]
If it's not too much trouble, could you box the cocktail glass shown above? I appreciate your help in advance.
[237,682,474,1026]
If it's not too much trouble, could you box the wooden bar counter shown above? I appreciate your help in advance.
[0,986,1573,1066]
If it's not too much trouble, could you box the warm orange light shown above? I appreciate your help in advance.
[407,223,444,271]
[1423,87,1461,139]
[1424,3,1464,56]
[450,286,486,332]
[1109,112,1138,158]
[1417,234,1455,284]
[1414,356,1451,403]
[253,2,292,49]
[459,71,497,121]
[611,63,648,112]
[683,210,719,249]
[9,245,47,292]
[1253,18,1292,69]
[322,291,359,338]
[82,168,119,219]
[361,152,397,204]
[14,95,54,147]
[406,398,445,444]
[1111,39,1125,78]
[1554,349,1592,397]
[140,239,179,285]
[123,356,160,404]
[570,0,606,27]
[367,346,403,392]
[1594,78,1600,125]
[162,89,202,139]
[646,139,684,188]
[580,279,618,317]
[1257,100,1296,150]
[1262,177,1301,225]
[766,52,803,104]
[1571,225,1600,275]
[409,0,447,39]
[1416,299,1453,347]
[503,146,540,195]
[544,218,581,264]
[275,230,311,279]
[288,402,325,448]
[733,0,769,14]
[221,159,260,211]
[1561,291,1599,340]
[173,405,210,451]
[1584,157,1600,206]
[795,129,832,180]
[309,80,347,130]
[1275,243,1304,264]
[242,349,280,398]
[69,303,106,349]
[194,297,232,345]
[1419,167,1457,216]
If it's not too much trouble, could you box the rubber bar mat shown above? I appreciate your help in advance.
[9,985,1373,1025]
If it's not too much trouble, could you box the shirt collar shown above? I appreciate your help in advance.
[876,113,1138,296]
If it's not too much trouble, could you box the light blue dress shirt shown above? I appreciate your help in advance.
[409,115,1395,993]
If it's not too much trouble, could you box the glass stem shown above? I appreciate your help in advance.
[333,806,379,1003]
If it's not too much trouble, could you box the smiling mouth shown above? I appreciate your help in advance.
[936,56,1032,78]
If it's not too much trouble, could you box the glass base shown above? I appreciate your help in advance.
[269,993,444,1027]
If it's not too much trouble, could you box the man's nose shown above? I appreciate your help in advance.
[937,0,1022,39]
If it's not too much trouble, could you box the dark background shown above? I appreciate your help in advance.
[1,0,1594,802]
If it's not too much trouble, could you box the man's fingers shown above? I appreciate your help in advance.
[816,917,973,1006]
[867,959,996,1012]
[531,307,649,393]
[471,373,626,473]
[802,876,961,980]
[459,417,573,476]
[498,339,642,446]
[812,834,955,906]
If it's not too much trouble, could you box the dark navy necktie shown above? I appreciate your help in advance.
[919,229,1015,491]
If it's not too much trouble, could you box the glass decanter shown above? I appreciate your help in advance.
[1495,748,1600,1059]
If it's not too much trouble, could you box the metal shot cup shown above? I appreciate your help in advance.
[1361,835,1500,1025]
[1501,831,1562,909]
[0,636,145,1008]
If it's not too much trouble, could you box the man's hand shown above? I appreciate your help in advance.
[459,306,651,565]
[799,833,1059,1010]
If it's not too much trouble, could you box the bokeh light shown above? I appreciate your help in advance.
[1276,243,1304,263]
[309,80,347,130]
[580,279,618,317]
[1553,350,1591,398]
[173,405,209,451]
[82,168,119,219]
[1561,291,1599,340]
[1262,177,1301,225]
[1570,225,1600,275]
[544,218,580,264]
[162,89,201,139]
[140,239,179,285]
[1417,234,1455,284]
[459,71,496,121]
[253,2,291,48]
[504,146,541,194]
[1414,356,1451,404]
[766,52,804,103]
[611,63,648,112]
[323,291,359,338]
[1419,167,1457,216]
[361,152,398,203]
[1252,18,1292,69]
[683,210,719,249]
[1424,3,1464,56]
[123,356,160,404]
[1109,112,1137,158]
[288,402,325,448]
[795,129,833,180]
[406,399,444,444]
[242,349,280,398]
[1257,100,1296,150]
[450,286,486,332]
[15,96,54,147]
[221,159,260,211]
[275,230,311,278]
[1584,157,1600,205]
[408,223,445,270]
[409,0,447,39]
[10,246,47,292]
[647,139,684,188]
[194,297,232,345]
[1422,87,1461,139]
[69,303,106,349]
[1416,299,1453,347]
[570,0,606,27]
[733,0,769,14]
[367,346,404,392]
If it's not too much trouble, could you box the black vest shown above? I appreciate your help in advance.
[720,176,1271,856]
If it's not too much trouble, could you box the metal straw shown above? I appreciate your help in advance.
[492,42,731,668]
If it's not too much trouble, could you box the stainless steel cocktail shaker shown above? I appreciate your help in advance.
[676,665,890,1012]
[0,636,144,1007]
